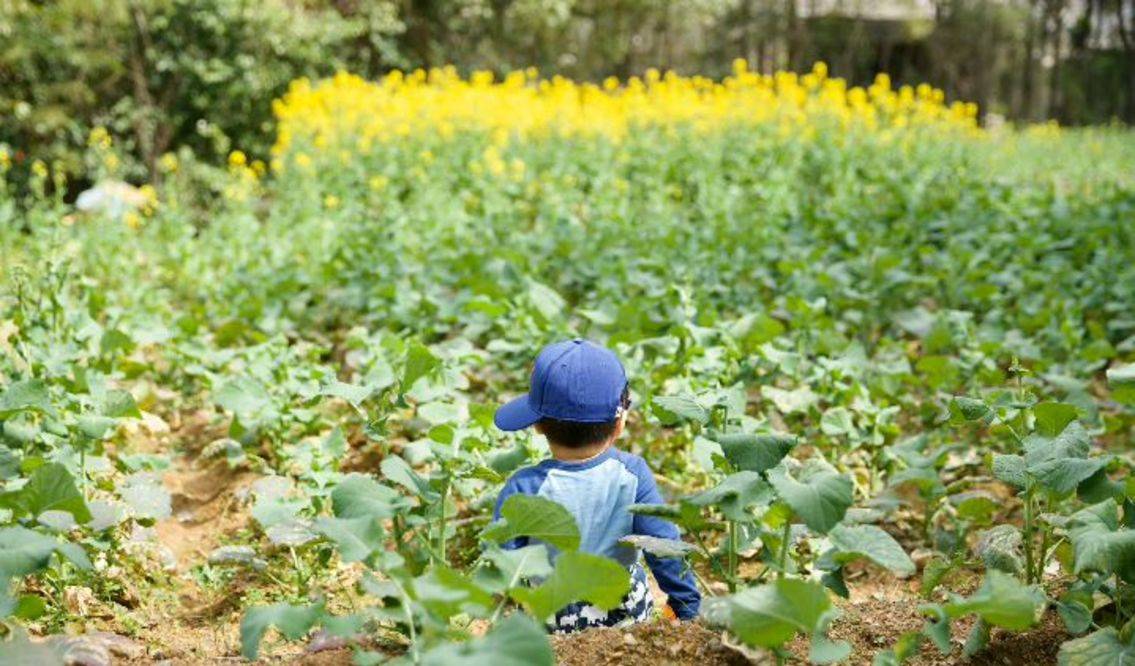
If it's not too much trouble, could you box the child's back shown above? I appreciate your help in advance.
[492,339,700,631]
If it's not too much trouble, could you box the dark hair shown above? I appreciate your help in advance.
[538,387,630,449]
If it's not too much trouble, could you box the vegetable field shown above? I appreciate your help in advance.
[1,63,1134,664]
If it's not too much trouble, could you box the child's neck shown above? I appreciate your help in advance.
[549,439,613,463]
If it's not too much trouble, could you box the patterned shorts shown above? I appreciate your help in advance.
[551,565,654,633]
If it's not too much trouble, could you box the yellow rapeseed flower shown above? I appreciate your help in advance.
[266,62,981,175]
[159,153,179,173]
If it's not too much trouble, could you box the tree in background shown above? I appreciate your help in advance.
[0,0,1131,196]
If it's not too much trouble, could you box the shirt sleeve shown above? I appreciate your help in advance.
[628,456,702,619]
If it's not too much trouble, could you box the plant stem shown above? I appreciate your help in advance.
[778,520,792,580]
[692,529,730,584]
[1112,576,1121,626]
[922,496,934,544]
[727,520,738,592]
[436,477,450,567]
[392,578,420,665]
[1023,484,1035,584]
[1037,496,1050,583]
[490,549,534,624]
[690,567,719,597]
[79,446,87,499]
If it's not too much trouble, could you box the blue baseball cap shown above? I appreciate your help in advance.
[494,338,628,431]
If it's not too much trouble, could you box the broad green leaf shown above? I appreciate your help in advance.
[889,466,946,497]
[524,278,566,322]
[948,396,990,422]
[1107,363,1135,406]
[101,388,141,418]
[692,435,725,472]
[77,414,117,440]
[314,516,384,563]
[208,545,267,571]
[421,613,554,666]
[331,474,405,519]
[13,594,45,620]
[240,601,325,659]
[764,385,819,414]
[0,526,90,579]
[768,460,852,534]
[321,427,348,459]
[414,566,494,618]
[320,381,372,407]
[1033,402,1079,437]
[952,491,998,524]
[828,524,915,575]
[619,534,697,559]
[991,454,1027,489]
[872,631,924,666]
[1055,597,1092,635]
[974,524,1024,575]
[1065,499,1135,582]
[920,556,955,597]
[1032,458,1109,497]
[381,454,439,501]
[475,544,553,593]
[685,471,770,522]
[251,497,303,529]
[724,578,832,648]
[0,463,90,523]
[652,394,709,426]
[483,495,580,551]
[37,510,76,532]
[811,632,852,664]
[0,379,53,418]
[419,401,461,425]
[1057,627,1135,665]
[963,618,990,657]
[487,443,529,476]
[628,501,712,532]
[820,407,857,437]
[1078,468,1125,504]
[119,473,172,520]
[713,432,796,474]
[1021,422,1105,496]
[923,612,952,654]
[402,342,441,392]
[0,627,66,662]
[213,377,273,421]
[944,571,1045,631]
[266,520,318,547]
[511,550,630,620]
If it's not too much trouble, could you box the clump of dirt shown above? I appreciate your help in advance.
[552,619,754,666]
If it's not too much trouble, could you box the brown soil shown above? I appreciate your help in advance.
[155,458,257,572]
[796,597,1067,665]
[553,619,757,666]
[124,411,264,663]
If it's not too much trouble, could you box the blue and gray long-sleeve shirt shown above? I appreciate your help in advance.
[492,446,701,619]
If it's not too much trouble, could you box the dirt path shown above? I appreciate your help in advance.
[124,410,262,663]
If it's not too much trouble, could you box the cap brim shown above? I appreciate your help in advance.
[494,394,541,431]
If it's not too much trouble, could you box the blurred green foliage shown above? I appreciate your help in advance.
[0,0,401,190]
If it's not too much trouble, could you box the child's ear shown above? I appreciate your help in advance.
[613,412,626,438]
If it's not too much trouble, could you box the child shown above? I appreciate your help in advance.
[492,338,701,632]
